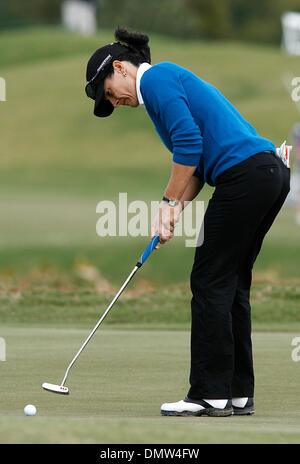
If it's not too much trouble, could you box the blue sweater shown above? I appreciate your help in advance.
[140,62,276,187]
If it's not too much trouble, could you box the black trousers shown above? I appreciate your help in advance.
[188,151,290,400]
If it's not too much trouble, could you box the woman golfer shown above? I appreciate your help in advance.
[85,28,290,416]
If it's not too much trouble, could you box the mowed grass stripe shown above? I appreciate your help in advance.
[0,328,299,443]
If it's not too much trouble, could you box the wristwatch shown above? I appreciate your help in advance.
[162,196,180,207]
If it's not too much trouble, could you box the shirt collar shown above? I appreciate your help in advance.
[136,62,152,106]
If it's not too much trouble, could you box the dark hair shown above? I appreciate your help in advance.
[106,27,151,77]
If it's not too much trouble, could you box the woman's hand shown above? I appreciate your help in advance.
[151,163,201,246]
[151,201,182,245]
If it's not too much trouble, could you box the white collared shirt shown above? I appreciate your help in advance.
[136,62,152,106]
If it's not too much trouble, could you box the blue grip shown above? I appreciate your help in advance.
[137,233,159,266]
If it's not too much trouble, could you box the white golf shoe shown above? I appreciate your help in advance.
[160,397,233,417]
[232,397,255,415]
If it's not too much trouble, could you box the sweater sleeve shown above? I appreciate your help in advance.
[141,69,203,167]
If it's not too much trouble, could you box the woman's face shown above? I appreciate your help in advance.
[103,61,139,108]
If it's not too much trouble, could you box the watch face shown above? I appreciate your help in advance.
[169,199,179,207]
[162,197,179,207]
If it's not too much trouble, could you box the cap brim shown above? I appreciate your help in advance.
[94,82,114,118]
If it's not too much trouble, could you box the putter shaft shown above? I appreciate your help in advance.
[60,264,139,386]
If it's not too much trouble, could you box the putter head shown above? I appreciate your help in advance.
[42,382,69,395]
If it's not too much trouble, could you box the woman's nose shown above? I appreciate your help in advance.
[110,97,120,107]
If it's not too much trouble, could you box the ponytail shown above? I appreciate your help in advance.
[114,26,151,64]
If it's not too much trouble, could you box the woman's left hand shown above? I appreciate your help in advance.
[152,201,182,244]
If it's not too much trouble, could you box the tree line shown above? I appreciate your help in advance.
[0,0,299,45]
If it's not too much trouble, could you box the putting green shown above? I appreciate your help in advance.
[0,327,299,443]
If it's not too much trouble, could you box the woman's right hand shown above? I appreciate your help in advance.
[151,211,160,249]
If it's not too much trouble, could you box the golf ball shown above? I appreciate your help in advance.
[24,404,37,416]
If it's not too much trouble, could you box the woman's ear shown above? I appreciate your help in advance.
[112,60,123,74]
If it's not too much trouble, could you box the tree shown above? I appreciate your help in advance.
[185,0,233,39]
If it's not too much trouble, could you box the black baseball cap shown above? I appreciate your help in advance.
[85,42,129,117]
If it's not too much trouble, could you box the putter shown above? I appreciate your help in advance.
[42,233,160,395]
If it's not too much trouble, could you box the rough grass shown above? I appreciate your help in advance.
[0,275,299,331]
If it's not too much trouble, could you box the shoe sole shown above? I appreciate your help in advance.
[161,408,234,417]
[233,407,255,416]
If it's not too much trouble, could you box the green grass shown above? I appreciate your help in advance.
[0,195,299,289]
[0,279,299,331]
[0,327,300,444]
[1,27,300,196]
[0,26,299,285]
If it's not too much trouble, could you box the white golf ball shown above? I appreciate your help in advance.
[24,404,37,416]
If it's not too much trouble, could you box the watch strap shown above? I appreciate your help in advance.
[162,196,179,206]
